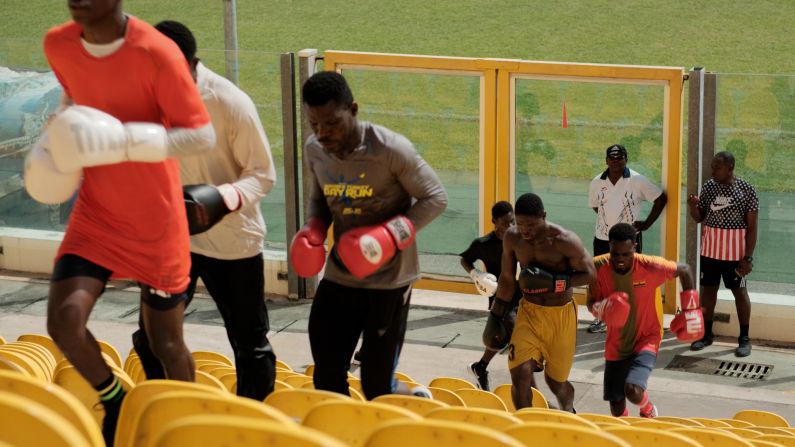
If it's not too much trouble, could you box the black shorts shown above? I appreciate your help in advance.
[52,254,189,310]
[603,351,656,402]
[700,256,746,289]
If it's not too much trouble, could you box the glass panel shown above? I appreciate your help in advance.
[513,78,666,256]
[715,74,795,290]
[0,43,289,248]
[342,70,482,277]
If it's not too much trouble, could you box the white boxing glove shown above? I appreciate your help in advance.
[24,132,81,204]
[47,105,168,173]
[469,268,498,297]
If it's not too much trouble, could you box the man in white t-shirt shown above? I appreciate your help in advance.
[132,21,278,400]
[587,144,667,333]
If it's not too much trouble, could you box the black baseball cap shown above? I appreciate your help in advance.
[606,144,628,160]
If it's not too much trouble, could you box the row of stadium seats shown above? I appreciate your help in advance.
[0,333,792,447]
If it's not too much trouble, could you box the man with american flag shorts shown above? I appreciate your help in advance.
[687,151,759,357]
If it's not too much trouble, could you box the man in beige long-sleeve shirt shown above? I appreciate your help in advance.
[133,20,278,400]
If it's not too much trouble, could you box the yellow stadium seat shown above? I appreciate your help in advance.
[0,356,28,376]
[505,421,631,447]
[373,393,450,416]
[123,353,139,375]
[275,359,292,371]
[394,371,415,383]
[195,370,228,392]
[632,419,687,430]
[602,425,702,447]
[205,365,236,379]
[578,413,631,426]
[721,427,767,439]
[734,410,790,428]
[0,344,53,381]
[0,335,5,344]
[348,386,365,401]
[671,427,755,447]
[217,372,237,393]
[195,361,229,374]
[621,416,646,423]
[754,435,795,447]
[0,346,47,380]
[749,440,789,447]
[427,386,465,406]
[128,360,146,383]
[655,416,706,427]
[132,390,294,447]
[276,369,300,382]
[283,373,313,388]
[0,391,90,447]
[303,399,421,446]
[691,418,733,428]
[52,365,134,425]
[368,419,523,447]
[428,376,477,391]
[274,379,292,391]
[304,364,315,377]
[264,388,349,421]
[426,406,522,431]
[514,407,599,429]
[17,333,64,362]
[750,427,795,436]
[454,388,508,411]
[493,383,549,410]
[13,341,57,371]
[191,351,233,367]
[0,370,104,447]
[720,419,757,428]
[96,340,123,368]
[114,379,225,447]
[152,415,345,447]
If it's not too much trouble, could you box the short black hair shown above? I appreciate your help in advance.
[302,71,354,107]
[491,201,513,220]
[155,20,197,62]
[608,223,637,244]
[514,193,544,217]
[714,151,735,169]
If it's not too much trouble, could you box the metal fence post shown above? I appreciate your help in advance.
[297,49,319,299]
[280,52,301,299]
[222,0,239,85]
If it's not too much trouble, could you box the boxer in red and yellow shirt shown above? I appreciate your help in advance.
[38,2,214,445]
[588,223,701,418]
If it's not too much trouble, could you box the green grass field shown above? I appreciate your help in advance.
[2,1,795,282]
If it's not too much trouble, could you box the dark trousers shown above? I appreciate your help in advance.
[133,252,276,400]
[308,279,411,400]
[594,231,643,256]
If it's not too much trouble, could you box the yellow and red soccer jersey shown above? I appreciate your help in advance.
[591,254,677,361]
[43,17,210,293]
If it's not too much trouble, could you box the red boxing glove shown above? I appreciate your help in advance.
[670,289,705,342]
[591,292,630,328]
[336,215,416,279]
[290,218,329,278]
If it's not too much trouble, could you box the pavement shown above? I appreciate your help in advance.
[0,270,793,420]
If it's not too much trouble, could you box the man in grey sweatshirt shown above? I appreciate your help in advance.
[290,71,448,399]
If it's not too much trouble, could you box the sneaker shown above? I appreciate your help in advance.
[587,319,607,333]
[468,361,490,391]
[690,334,713,351]
[735,336,752,357]
[409,384,432,398]
[640,403,658,418]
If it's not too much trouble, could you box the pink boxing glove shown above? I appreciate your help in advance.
[592,291,630,328]
[670,290,705,342]
[289,218,329,278]
[336,215,415,279]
